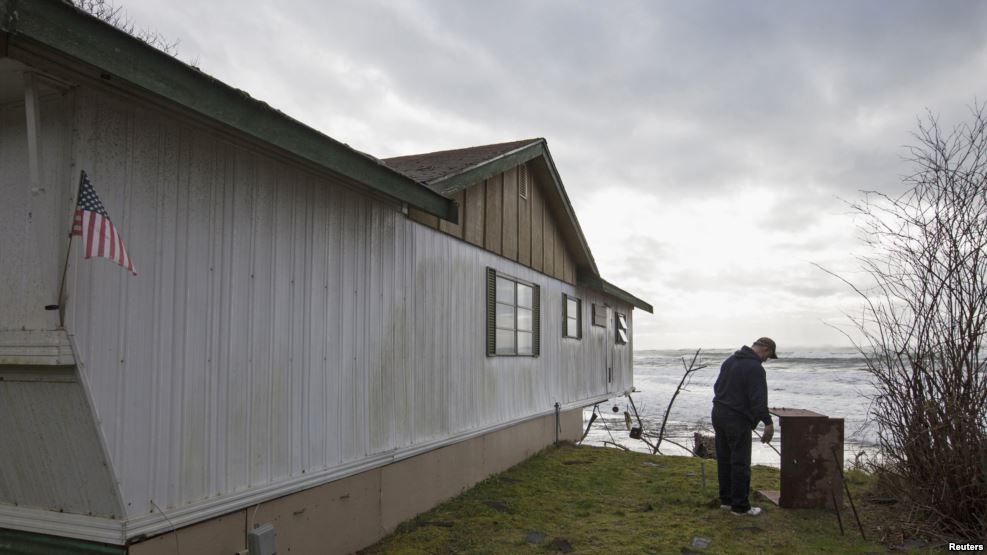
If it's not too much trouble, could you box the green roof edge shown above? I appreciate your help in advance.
[579,276,653,313]
[428,139,601,278]
[427,140,545,194]
[1,0,457,223]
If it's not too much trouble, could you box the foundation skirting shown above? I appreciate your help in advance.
[127,407,583,555]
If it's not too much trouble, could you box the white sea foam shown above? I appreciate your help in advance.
[581,348,880,467]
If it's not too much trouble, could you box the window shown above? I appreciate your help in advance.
[592,303,607,327]
[615,312,628,344]
[563,294,582,339]
[486,268,540,356]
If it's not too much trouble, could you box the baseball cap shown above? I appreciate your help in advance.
[753,337,778,359]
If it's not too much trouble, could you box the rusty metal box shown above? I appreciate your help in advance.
[761,408,844,509]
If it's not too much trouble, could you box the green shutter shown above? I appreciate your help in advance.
[533,284,541,356]
[577,298,583,339]
[486,267,496,356]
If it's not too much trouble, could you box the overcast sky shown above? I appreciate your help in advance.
[125,0,987,350]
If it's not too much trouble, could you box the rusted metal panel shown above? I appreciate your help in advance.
[768,408,844,509]
[772,408,826,418]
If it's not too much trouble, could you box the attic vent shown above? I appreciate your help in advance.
[519,164,529,200]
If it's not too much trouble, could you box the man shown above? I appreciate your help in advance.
[712,337,777,516]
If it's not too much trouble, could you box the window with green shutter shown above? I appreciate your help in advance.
[486,268,540,357]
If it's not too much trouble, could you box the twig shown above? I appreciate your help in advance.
[603,440,630,451]
[653,348,707,454]
[752,428,781,456]
[626,391,645,431]
[578,409,598,444]
[833,447,867,541]
[645,435,700,456]
[830,478,845,536]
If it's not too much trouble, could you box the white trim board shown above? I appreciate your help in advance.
[0,330,75,366]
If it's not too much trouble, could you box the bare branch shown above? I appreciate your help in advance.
[817,102,987,542]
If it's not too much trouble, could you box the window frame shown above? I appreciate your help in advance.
[563,293,582,340]
[615,312,628,345]
[486,268,540,357]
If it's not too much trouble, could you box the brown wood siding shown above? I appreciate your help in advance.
[502,167,518,261]
[553,224,564,281]
[408,207,439,229]
[411,163,581,286]
[464,181,485,247]
[484,174,502,254]
[562,244,572,284]
[564,251,576,285]
[543,202,555,276]
[518,171,531,266]
[438,189,464,239]
[530,180,543,271]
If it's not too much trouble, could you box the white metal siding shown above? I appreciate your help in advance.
[0,367,122,518]
[44,88,636,522]
[0,94,73,332]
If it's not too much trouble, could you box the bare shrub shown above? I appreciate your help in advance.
[826,104,987,541]
[72,0,180,57]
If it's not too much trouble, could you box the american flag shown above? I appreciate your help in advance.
[71,171,137,275]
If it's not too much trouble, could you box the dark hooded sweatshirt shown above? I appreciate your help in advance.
[713,346,772,429]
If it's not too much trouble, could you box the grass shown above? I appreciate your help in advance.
[361,443,947,554]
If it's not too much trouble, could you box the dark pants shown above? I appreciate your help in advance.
[712,405,752,513]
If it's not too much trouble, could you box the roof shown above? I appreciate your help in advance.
[0,0,457,222]
[3,1,651,313]
[385,139,653,313]
[579,277,654,314]
[383,139,542,186]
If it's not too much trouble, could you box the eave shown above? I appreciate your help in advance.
[0,0,457,223]
[579,276,654,313]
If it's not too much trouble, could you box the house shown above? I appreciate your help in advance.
[0,2,652,553]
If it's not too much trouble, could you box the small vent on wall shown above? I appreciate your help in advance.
[519,164,529,199]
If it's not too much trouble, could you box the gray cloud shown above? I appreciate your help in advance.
[131,1,987,199]
[122,0,987,346]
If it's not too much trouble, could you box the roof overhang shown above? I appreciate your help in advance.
[579,275,653,313]
[0,0,457,223]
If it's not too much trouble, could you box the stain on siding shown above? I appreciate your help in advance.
[49,88,634,523]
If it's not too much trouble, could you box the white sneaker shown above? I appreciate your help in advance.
[719,504,731,510]
[731,507,762,516]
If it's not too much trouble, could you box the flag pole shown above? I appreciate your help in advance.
[48,171,83,328]
[54,230,74,328]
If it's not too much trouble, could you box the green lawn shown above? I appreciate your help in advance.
[361,443,942,554]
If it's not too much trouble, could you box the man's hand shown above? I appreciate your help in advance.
[761,423,774,444]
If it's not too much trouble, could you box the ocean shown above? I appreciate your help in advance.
[580,347,880,467]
